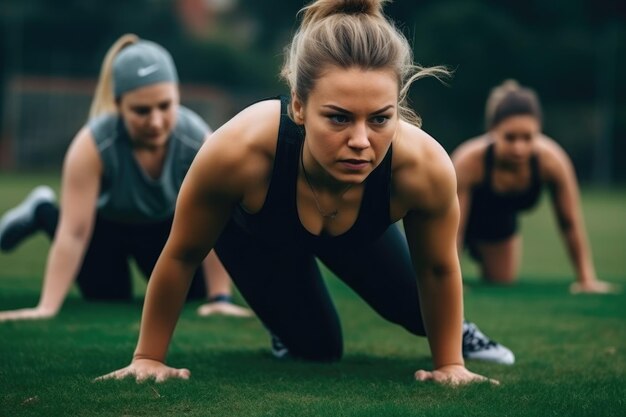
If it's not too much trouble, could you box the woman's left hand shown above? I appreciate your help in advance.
[570,280,621,295]
[414,364,499,386]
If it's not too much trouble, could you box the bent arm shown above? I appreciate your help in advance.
[39,130,101,314]
[546,153,598,287]
[0,130,101,321]
[133,141,241,362]
[404,200,464,369]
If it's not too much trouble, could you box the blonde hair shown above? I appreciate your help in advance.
[485,79,542,130]
[281,0,449,127]
[88,34,139,120]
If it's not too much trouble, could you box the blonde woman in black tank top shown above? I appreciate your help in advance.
[452,80,617,294]
[98,0,513,386]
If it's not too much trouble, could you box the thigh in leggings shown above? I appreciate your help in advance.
[215,220,343,361]
[127,218,206,300]
[76,217,133,301]
[315,224,426,336]
[36,205,133,300]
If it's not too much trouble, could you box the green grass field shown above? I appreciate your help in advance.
[0,173,625,417]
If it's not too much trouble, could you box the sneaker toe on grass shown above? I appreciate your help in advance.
[462,321,515,365]
[0,186,55,251]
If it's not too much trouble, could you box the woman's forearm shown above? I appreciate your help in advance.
[418,268,465,369]
[133,257,197,362]
[561,225,596,284]
[37,233,91,314]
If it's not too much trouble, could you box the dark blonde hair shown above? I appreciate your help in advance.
[88,34,139,120]
[281,0,448,127]
[485,79,542,130]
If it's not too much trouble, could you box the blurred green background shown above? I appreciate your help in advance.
[0,0,624,184]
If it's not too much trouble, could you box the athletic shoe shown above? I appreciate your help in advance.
[270,333,289,359]
[0,186,56,252]
[462,321,515,365]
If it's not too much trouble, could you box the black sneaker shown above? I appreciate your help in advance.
[0,186,56,252]
[462,321,515,365]
[270,333,289,359]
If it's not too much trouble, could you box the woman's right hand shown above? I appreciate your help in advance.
[0,306,57,322]
[415,364,499,386]
[95,358,190,383]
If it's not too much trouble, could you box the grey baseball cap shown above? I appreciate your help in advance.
[113,40,179,97]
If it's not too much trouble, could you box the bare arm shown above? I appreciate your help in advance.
[403,196,464,370]
[543,142,616,294]
[0,129,101,321]
[97,100,279,382]
[396,128,494,385]
[133,142,240,362]
[450,145,480,255]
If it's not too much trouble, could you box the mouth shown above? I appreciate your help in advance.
[339,159,370,170]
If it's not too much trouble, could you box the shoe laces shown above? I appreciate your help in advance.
[463,323,497,352]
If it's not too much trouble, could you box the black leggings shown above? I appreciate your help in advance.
[214,220,425,361]
[36,203,206,301]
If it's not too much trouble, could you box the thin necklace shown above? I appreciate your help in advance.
[300,144,352,220]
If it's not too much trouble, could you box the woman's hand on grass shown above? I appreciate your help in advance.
[0,306,56,322]
[415,364,499,386]
[95,358,190,383]
[570,280,621,295]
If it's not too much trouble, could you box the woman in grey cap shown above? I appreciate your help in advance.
[0,34,251,321]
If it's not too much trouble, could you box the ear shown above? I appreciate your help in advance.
[291,91,305,125]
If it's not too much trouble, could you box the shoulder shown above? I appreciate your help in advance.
[535,135,576,182]
[87,112,118,149]
[173,106,211,149]
[64,125,102,176]
[189,99,282,192]
[450,134,490,184]
[391,122,457,213]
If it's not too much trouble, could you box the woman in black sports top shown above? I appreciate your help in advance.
[452,80,616,294]
[98,0,514,386]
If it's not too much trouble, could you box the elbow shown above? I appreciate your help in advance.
[61,223,93,246]
[557,216,575,233]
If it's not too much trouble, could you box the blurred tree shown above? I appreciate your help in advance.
[0,0,624,181]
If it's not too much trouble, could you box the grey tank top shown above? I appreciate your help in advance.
[89,106,208,223]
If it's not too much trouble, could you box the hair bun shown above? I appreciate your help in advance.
[301,0,385,26]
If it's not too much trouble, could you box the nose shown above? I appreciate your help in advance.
[347,122,370,150]
[148,110,164,129]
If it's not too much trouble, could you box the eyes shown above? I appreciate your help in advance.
[326,113,391,126]
[131,101,172,117]
[503,132,534,142]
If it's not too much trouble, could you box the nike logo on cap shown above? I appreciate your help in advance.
[137,64,159,77]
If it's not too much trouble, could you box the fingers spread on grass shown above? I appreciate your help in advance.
[570,281,622,295]
[415,368,500,386]
[94,367,130,382]
[154,368,190,383]
[414,370,434,382]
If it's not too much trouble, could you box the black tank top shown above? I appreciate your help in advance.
[470,142,542,216]
[231,96,393,249]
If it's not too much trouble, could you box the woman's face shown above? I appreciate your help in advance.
[292,66,399,184]
[491,114,540,165]
[118,82,179,149]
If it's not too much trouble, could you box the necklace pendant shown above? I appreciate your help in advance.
[324,210,339,220]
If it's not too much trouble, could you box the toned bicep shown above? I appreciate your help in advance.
[164,145,242,264]
[403,197,460,275]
